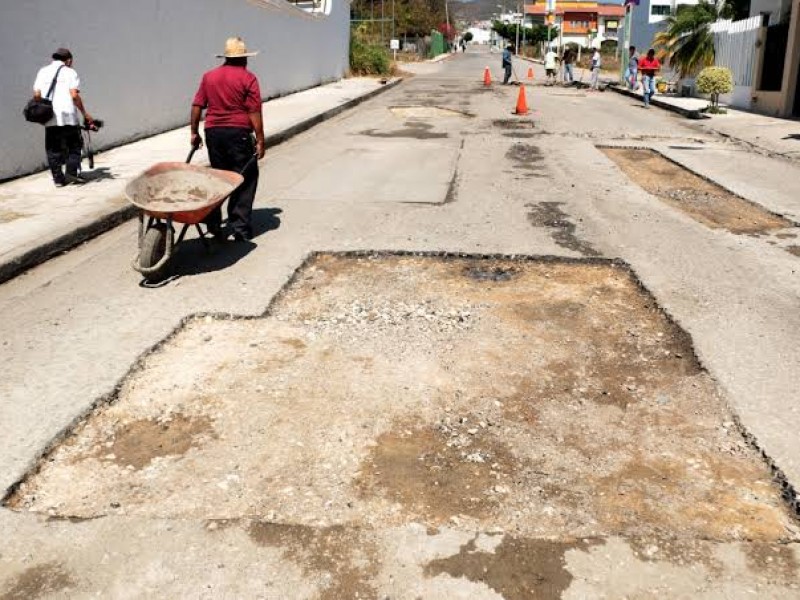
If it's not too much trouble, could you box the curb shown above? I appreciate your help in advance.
[609,85,709,120]
[0,78,403,285]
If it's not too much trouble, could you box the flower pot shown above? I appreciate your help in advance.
[656,81,667,93]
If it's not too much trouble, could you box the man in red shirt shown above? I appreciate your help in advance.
[638,48,661,109]
[191,37,266,241]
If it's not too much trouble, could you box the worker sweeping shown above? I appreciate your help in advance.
[502,44,514,85]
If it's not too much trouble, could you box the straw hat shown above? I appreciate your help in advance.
[216,37,258,58]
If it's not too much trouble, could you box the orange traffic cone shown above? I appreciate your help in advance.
[483,66,492,86]
[514,85,529,115]
[527,66,534,80]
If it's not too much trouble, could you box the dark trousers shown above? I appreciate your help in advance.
[45,125,82,183]
[205,127,258,235]
[503,64,512,84]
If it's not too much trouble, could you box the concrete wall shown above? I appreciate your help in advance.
[0,0,350,180]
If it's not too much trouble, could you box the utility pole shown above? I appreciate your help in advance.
[515,3,520,54]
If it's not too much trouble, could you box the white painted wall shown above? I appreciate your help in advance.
[0,0,350,180]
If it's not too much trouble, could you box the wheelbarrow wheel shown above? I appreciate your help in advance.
[139,223,170,278]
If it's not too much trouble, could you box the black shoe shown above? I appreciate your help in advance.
[54,178,68,187]
[65,173,88,185]
[233,230,252,242]
[207,225,229,242]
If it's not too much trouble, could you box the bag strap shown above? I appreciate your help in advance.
[45,65,65,100]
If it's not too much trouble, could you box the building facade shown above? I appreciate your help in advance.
[628,0,700,52]
[525,1,625,48]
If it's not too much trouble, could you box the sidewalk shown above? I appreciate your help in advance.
[611,85,800,160]
[0,77,400,284]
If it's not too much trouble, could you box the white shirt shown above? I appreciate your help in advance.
[544,51,557,69]
[33,60,81,127]
[592,51,602,69]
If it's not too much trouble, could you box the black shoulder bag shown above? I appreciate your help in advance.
[23,65,64,125]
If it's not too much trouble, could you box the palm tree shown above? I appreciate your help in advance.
[653,0,720,78]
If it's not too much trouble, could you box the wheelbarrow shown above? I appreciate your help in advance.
[125,148,245,281]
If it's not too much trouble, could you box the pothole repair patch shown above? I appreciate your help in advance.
[389,106,471,119]
[601,147,794,235]
[8,255,797,554]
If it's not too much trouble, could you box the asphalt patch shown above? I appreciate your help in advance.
[526,202,600,256]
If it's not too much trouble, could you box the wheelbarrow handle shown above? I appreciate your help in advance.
[186,146,199,164]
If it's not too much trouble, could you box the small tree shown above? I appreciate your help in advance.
[463,31,473,42]
[696,66,733,112]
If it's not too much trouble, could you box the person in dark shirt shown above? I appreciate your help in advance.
[562,47,576,83]
[191,37,266,241]
[502,45,514,84]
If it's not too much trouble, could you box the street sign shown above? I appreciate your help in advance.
[390,39,400,50]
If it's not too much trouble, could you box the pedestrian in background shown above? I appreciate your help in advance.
[625,46,639,90]
[190,37,266,241]
[502,45,514,84]
[544,46,558,85]
[562,46,575,84]
[590,48,601,90]
[638,48,661,108]
[33,48,94,186]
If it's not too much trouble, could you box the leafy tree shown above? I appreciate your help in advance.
[463,31,474,42]
[491,21,555,45]
[696,66,733,109]
[654,0,718,78]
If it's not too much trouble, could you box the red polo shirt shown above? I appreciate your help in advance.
[193,64,262,130]
[638,56,661,77]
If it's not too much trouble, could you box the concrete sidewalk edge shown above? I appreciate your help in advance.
[0,78,402,285]
[609,85,709,120]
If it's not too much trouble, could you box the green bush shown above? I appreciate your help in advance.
[695,66,733,108]
[350,36,391,76]
[463,31,474,42]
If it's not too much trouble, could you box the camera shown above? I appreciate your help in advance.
[82,118,104,132]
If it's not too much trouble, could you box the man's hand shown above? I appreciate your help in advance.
[191,133,203,149]
[255,138,265,160]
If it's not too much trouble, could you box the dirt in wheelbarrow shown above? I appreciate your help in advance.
[9,252,796,575]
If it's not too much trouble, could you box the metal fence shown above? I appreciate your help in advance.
[710,15,762,87]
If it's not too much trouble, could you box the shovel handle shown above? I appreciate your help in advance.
[186,146,198,164]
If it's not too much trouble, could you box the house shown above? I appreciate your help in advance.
[748,0,800,117]
[524,1,625,48]
[628,0,700,53]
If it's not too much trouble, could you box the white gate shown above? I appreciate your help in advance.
[710,15,762,108]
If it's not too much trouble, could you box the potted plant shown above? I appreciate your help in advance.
[656,77,668,93]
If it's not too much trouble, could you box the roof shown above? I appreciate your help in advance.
[525,3,626,16]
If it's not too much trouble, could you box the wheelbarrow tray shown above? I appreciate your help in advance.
[125,162,244,225]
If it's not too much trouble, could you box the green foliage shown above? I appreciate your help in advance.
[600,39,618,55]
[350,26,390,75]
[463,31,474,42]
[654,0,718,78]
[351,0,445,38]
[491,20,555,45]
[696,66,733,107]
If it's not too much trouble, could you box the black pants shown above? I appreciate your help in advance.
[45,125,82,183]
[503,64,512,84]
[205,127,258,236]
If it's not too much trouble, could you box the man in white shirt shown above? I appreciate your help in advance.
[544,47,558,85]
[33,48,94,186]
[590,48,602,90]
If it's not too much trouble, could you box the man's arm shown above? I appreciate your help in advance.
[70,89,92,124]
[249,111,265,159]
[190,105,203,149]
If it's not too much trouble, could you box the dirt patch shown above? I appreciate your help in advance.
[92,413,216,470]
[356,421,516,521]
[0,563,75,600]
[526,202,600,256]
[0,210,28,224]
[601,147,793,234]
[8,255,794,550]
[424,534,596,600]
[249,522,378,600]
[786,245,800,257]
[503,132,539,139]
[742,543,800,583]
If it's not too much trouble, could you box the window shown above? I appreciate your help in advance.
[651,5,671,16]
